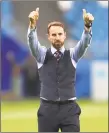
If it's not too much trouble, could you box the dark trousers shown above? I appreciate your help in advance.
[37,99,81,132]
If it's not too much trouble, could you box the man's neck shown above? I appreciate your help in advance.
[51,45,65,54]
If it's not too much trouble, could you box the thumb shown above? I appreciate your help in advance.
[83,9,87,16]
[36,7,39,12]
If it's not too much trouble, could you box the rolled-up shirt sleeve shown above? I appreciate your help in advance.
[27,27,47,63]
[70,30,92,63]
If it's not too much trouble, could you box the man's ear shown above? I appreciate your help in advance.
[47,33,50,40]
[64,32,66,39]
[46,33,48,37]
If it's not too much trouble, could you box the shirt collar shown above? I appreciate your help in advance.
[51,45,65,55]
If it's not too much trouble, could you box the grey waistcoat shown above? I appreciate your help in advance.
[38,49,76,101]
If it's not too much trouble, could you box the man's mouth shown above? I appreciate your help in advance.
[55,41,61,44]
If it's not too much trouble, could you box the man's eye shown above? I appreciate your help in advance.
[59,33,62,35]
[52,34,56,36]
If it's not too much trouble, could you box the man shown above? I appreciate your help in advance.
[27,7,94,132]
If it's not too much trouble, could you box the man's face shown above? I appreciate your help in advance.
[48,26,66,50]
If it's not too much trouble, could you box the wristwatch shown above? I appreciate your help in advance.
[85,22,92,28]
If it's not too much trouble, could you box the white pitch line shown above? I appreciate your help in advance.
[1,109,37,120]
[1,106,108,120]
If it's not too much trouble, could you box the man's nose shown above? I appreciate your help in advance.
[56,35,60,40]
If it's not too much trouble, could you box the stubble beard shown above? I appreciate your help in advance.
[52,42,64,50]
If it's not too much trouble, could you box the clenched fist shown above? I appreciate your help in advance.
[28,7,39,28]
[83,9,94,29]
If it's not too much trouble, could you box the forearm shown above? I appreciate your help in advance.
[72,28,92,62]
[27,27,47,62]
[27,27,39,58]
[81,28,92,48]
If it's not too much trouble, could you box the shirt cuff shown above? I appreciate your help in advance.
[28,27,36,37]
[84,28,92,38]
[28,26,36,32]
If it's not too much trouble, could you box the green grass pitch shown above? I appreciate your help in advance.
[1,99,108,132]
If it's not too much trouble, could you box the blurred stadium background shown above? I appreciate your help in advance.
[1,1,108,132]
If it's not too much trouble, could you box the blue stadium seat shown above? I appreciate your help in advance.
[63,1,108,59]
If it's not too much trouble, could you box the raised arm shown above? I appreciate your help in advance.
[27,8,47,63]
[70,9,94,63]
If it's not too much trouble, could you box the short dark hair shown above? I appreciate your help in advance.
[47,21,65,34]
